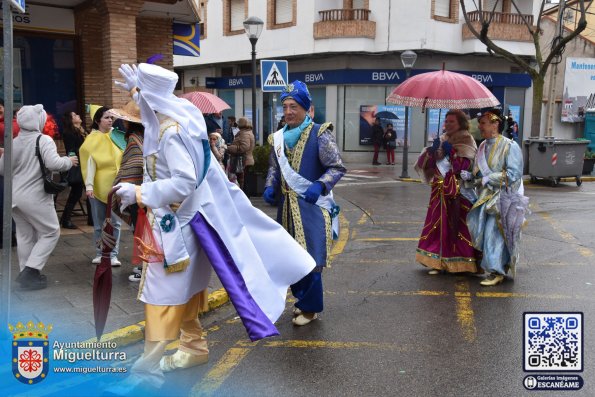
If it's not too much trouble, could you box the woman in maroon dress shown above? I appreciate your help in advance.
[414,109,479,275]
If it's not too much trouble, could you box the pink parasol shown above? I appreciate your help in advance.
[180,91,231,114]
[386,68,500,109]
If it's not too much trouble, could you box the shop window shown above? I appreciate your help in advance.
[224,0,247,36]
[8,35,77,127]
[221,67,234,77]
[432,0,458,23]
[267,0,296,29]
[238,63,252,75]
[309,87,326,124]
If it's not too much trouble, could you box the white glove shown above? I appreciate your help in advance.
[481,176,490,186]
[115,64,138,92]
[460,170,473,181]
[114,182,137,212]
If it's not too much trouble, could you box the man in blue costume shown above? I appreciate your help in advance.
[263,80,346,326]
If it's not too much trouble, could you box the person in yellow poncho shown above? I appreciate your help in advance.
[79,106,125,266]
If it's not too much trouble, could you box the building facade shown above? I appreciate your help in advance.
[175,0,541,159]
[0,0,198,128]
[540,1,595,140]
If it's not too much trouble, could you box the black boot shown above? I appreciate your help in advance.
[61,220,77,229]
[61,198,77,229]
[17,267,48,291]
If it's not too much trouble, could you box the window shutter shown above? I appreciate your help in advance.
[275,0,292,24]
[230,0,244,31]
[353,0,365,9]
[434,0,451,18]
[483,0,502,12]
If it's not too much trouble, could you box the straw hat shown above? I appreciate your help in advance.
[109,100,141,124]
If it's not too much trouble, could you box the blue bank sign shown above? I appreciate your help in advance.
[206,68,532,89]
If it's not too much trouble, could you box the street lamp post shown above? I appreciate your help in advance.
[243,16,264,138]
[399,50,417,179]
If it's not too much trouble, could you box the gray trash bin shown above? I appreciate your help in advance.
[526,137,590,186]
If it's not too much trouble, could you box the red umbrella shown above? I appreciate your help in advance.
[180,91,231,114]
[386,68,500,109]
[93,189,118,341]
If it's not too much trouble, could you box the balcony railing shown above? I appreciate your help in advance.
[318,8,371,22]
[466,10,534,25]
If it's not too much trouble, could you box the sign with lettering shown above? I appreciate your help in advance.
[562,57,595,122]
[0,4,74,33]
[206,69,531,89]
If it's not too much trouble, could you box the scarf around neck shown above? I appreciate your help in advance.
[283,115,312,149]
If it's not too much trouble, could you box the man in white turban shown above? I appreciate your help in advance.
[110,63,315,393]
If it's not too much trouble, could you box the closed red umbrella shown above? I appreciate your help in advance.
[180,91,231,114]
[386,68,500,109]
[92,189,117,341]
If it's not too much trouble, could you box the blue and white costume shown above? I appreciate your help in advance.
[466,135,524,275]
[265,81,346,315]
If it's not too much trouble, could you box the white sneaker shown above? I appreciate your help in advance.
[91,256,101,265]
[111,257,121,267]
[128,273,141,282]
[132,265,142,275]
[292,313,318,326]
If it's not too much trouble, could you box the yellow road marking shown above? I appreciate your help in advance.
[190,346,252,397]
[343,289,593,301]
[329,213,350,264]
[534,203,594,257]
[475,292,573,299]
[357,213,368,225]
[348,290,448,297]
[375,221,424,225]
[341,258,413,265]
[454,281,477,343]
[355,237,420,242]
[261,340,415,351]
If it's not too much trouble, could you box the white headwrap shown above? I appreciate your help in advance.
[135,63,208,182]
[17,104,47,132]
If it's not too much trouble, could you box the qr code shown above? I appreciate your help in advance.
[524,312,583,371]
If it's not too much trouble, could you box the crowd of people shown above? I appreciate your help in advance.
[0,60,528,393]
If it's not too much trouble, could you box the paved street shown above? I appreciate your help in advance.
[3,162,595,396]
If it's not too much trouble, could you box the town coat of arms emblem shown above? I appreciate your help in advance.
[9,321,52,385]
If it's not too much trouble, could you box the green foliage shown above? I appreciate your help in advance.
[252,144,271,174]
[584,150,595,159]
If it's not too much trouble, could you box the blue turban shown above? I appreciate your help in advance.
[280,80,311,111]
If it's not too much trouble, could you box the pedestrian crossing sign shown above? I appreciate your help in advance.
[260,60,288,92]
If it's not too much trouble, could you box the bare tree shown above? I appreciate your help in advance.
[460,0,589,137]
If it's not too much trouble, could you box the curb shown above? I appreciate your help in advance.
[560,176,595,182]
[83,288,230,346]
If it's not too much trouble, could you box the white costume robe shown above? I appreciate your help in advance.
[139,115,316,340]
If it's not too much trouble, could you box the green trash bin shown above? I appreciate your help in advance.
[526,137,590,186]
[585,112,595,151]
